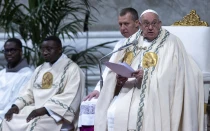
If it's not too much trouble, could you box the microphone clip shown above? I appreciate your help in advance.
[137,46,147,50]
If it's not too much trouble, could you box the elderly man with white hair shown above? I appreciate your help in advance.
[94,9,204,131]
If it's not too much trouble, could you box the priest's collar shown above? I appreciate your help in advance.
[48,54,67,66]
[6,59,29,72]
[143,38,152,43]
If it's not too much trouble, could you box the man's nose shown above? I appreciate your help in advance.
[42,49,49,55]
[148,24,154,30]
[7,51,12,55]
[121,24,126,30]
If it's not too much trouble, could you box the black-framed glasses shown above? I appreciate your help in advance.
[142,20,160,28]
[2,48,21,54]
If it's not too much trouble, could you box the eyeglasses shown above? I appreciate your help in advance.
[2,48,21,54]
[40,46,59,53]
[142,20,160,27]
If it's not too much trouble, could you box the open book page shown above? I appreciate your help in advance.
[104,62,135,78]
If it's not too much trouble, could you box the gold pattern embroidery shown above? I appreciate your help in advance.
[122,51,134,65]
[142,52,158,68]
[42,72,53,89]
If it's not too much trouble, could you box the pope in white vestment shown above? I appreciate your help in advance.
[94,28,204,131]
[0,59,32,122]
[1,54,85,131]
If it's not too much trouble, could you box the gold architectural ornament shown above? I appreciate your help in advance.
[142,52,158,68]
[173,10,208,26]
[42,72,53,89]
[123,51,134,65]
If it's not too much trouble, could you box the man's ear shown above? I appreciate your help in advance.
[20,49,23,56]
[159,21,162,27]
[139,22,143,30]
[59,47,62,54]
[135,20,140,28]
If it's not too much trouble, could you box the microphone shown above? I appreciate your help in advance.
[117,39,138,51]
[98,39,138,90]
[100,39,138,61]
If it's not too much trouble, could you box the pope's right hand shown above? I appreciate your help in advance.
[5,104,19,121]
[132,69,144,80]
[83,90,100,101]
[116,75,128,87]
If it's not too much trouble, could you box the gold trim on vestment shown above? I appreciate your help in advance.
[122,51,134,65]
[204,103,207,114]
[42,72,53,89]
[142,52,158,68]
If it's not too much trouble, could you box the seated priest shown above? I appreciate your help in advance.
[94,9,204,131]
[1,36,85,131]
[0,38,33,123]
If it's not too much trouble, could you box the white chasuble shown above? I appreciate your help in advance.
[94,29,204,131]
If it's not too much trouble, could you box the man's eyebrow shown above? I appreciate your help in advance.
[143,19,158,22]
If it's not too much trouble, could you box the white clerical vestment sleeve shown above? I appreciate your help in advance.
[45,107,62,122]
[14,72,36,110]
